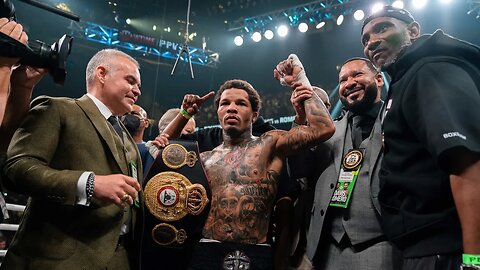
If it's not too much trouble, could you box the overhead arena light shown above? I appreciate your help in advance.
[264,30,274,40]
[316,21,326,29]
[298,22,308,33]
[354,9,365,21]
[439,0,453,4]
[251,31,262,42]
[392,0,405,9]
[336,14,344,25]
[412,0,428,9]
[230,1,392,39]
[277,25,289,37]
[234,35,244,46]
[371,2,385,14]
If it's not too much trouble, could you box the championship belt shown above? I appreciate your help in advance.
[141,140,211,249]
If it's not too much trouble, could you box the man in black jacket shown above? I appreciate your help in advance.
[361,6,480,270]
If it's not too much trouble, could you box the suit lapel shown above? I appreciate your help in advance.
[367,110,383,184]
[119,121,143,182]
[333,117,349,177]
[76,95,128,175]
[119,121,144,240]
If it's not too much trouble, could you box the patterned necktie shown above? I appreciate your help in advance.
[108,116,124,142]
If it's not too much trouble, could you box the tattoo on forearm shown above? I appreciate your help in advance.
[275,92,333,155]
[305,92,331,126]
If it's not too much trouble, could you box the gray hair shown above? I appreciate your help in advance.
[85,49,139,86]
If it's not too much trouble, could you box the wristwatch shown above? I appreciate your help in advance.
[86,173,95,203]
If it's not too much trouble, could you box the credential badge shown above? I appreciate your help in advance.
[343,149,363,170]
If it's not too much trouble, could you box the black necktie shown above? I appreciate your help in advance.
[351,115,363,148]
[108,116,124,142]
[352,115,376,148]
[108,116,130,234]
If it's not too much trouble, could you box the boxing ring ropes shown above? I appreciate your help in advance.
[0,203,26,258]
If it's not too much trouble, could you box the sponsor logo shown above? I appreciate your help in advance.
[442,132,466,140]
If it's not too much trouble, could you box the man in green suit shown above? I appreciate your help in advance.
[2,49,142,269]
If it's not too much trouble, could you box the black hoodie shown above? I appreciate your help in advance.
[378,30,480,257]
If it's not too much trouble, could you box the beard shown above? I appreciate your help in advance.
[379,45,409,71]
[224,126,243,138]
[377,30,411,71]
[340,83,378,114]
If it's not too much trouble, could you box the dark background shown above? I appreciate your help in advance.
[9,0,480,138]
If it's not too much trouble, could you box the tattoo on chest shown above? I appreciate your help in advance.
[201,139,280,244]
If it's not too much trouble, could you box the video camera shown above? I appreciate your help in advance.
[0,0,73,85]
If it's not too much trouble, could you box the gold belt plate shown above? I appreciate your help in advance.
[144,171,209,222]
[162,143,198,169]
[152,223,187,245]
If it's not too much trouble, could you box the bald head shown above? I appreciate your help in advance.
[158,108,196,135]
[312,86,331,111]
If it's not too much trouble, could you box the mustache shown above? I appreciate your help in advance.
[224,115,239,121]
[344,87,361,97]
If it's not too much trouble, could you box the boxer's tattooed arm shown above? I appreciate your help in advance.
[273,90,334,156]
[303,90,332,129]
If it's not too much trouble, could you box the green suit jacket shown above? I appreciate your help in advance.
[2,95,143,270]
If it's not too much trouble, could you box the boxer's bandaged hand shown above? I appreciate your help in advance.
[288,54,311,89]
[277,54,311,88]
